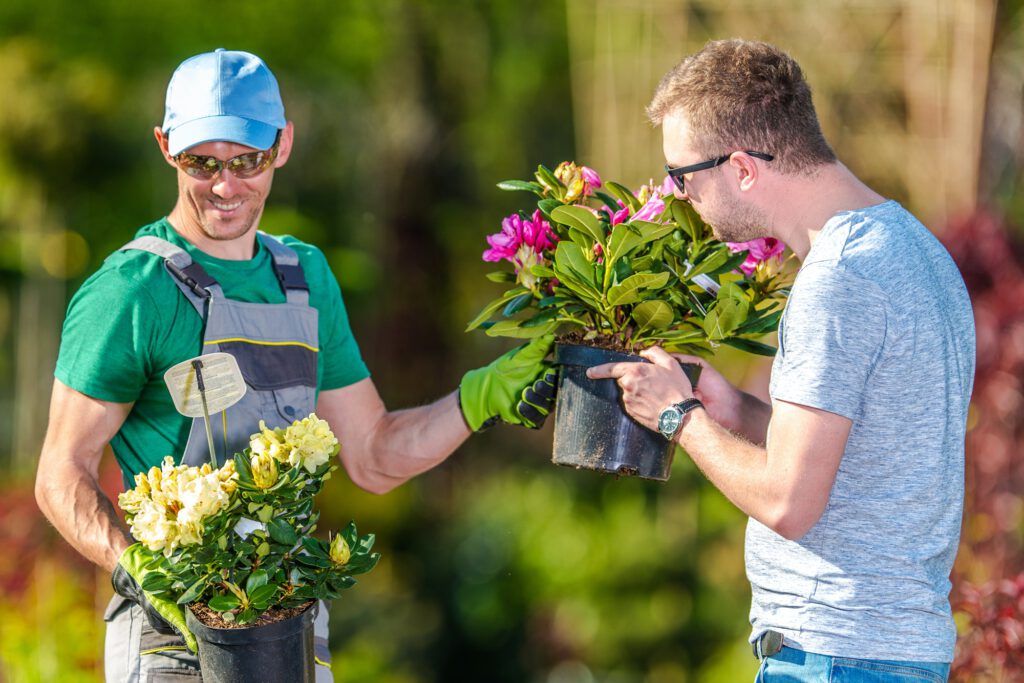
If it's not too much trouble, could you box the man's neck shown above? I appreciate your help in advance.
[166,208,260,261]
[766,163,886,261]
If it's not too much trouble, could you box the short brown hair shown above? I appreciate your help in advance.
[648,39,836,173]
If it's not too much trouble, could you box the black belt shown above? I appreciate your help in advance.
[752,630,784,660]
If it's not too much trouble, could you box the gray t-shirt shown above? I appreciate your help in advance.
[749,200,975,662]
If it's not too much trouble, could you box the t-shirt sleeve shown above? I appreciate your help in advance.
[308,249,370,390]
[55,268,163,403]
[769,264,890,420]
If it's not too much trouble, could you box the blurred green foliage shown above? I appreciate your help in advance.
[0,1,766,681]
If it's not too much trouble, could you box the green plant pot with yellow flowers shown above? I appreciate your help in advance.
[471,162,792,480]
[118,414,378,683]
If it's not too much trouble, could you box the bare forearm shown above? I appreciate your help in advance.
[677,409,779,527]
[36,462,132,573]
[729,391,772,446]
[343,391,471,494]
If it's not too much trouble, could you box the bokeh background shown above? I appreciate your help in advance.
[1,1,1023,681]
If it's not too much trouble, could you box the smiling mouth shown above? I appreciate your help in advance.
[211,200,242,211]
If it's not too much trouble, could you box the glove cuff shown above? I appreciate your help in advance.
[458,370,498,432]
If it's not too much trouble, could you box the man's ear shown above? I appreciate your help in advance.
[274,122,295,168]
[729,152,761,193]
[153,127,178,169]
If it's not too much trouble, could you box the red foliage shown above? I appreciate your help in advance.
[943,211,1024,679]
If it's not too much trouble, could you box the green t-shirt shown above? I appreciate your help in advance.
[55,218,370,480]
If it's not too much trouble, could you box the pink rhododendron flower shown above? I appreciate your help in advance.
[482,210,557,263]
[630,196,666,223]
[602,201,630,226]
[727,237,786,275]
[658,175,675,197]
[555,161,602,202]
[581,166,602,190]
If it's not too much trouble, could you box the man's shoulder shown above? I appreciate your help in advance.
[75,222,183,301]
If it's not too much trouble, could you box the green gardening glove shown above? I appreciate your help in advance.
[112,544,197,653]
[460,334,558,431]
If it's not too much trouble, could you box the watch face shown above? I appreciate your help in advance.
[658,408,682,437]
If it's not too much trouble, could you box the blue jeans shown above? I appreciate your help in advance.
[756,646,950,682]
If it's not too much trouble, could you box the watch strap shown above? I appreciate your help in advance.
[674,398,704,415]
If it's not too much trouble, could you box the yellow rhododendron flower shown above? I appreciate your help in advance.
[283,415,339,473]
[121,456,238,556]
[250,420,288,464]
[251,452,279,489]
[329,533,351,567]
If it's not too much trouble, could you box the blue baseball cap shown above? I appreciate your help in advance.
[162,49,286,156]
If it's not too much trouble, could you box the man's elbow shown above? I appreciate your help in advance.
[338,452,401,496]
[764,502,824,541]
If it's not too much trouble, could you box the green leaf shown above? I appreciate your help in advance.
[295,553,332,568]
[606,272,671,306]
[485,271,516,283]
[536,198,563,221]
[554,242,599,293]
[503,293,533,317]
[256,505,275,524]
[530,264,556,279]
[736,309,783,335]
[140,573,173,593]
[631,300,674,333]
[605,181,642,212]
[535,165,565,196]
[248,583,278,608]
[703,297,750,340]
[466,288,529,332]
[301,536,329,558]
[722,337,778,356]
[245,569,269,594]
[670,199,703,242]
[687,247,732,280]
[496,179,544,195]
[595,190,623,212]
[176,576,209,605]
[208,594,241,612]
[267,518,299,546]
[607,220,675,266]
[485,319,558,339]
[550,205,607,248]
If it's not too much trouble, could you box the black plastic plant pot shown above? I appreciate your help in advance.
[186,601,317,683]
[552,343,701,481]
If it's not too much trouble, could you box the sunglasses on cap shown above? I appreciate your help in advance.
[665,150,774,193]
[173,133,281,180]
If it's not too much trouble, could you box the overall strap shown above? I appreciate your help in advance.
[257,232,310,305]
[120,236,224,316]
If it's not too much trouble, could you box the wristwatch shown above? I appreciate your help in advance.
[657,398,704,440]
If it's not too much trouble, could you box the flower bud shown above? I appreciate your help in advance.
[250,452,279,489]
[329,534,351,567]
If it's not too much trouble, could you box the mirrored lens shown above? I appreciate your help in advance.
[175,147,277,180]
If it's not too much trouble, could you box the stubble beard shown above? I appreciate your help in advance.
[705,197,769,243]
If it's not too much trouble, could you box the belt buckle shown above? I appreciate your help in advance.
[752,630,784,660]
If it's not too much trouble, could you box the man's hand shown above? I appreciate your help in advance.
[586,346,693,431]
[460,334,557,430]
[113,544,197,652]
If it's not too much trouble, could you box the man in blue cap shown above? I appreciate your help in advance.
[35,49,556,682]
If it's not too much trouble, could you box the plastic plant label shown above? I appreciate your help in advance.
[164,352,247,418]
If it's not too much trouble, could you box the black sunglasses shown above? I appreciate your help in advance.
[173,133,282,180]
[665,151,774,193]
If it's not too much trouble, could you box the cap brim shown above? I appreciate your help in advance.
[167,116,279,155]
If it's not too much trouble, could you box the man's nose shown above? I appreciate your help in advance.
[211,169,243,196]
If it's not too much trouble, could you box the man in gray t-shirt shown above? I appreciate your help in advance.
[590,40,974,681]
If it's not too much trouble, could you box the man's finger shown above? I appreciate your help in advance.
[586,362,633,379]
[523,386,554,409]
[530,377,556,400]
[517,401,545,427]
[670,353,706,366]
[639,346,676,369]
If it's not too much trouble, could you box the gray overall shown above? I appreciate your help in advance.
[104,233,332,683]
